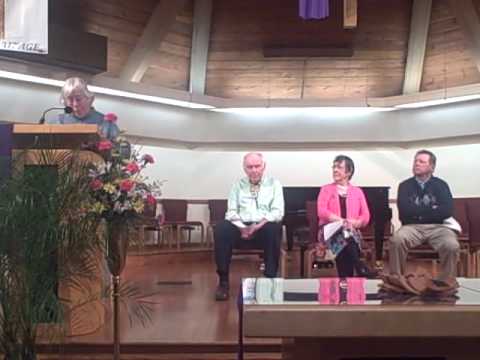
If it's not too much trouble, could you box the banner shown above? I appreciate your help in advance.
[299,0,329,20]
[0,0,48,54]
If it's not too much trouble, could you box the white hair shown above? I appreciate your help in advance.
[60,77,94,104]
[243,152,264,165]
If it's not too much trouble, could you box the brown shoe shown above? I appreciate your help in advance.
[215,282,229,301]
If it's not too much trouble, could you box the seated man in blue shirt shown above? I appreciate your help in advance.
[214,152,284,301]
[48,77,119,141]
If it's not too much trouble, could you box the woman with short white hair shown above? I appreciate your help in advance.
[48,77,119,140]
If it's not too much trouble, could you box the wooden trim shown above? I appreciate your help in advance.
[263,46,353,58]
[343,0,357,29]
[36,342,280,355]
[13,124,98,134]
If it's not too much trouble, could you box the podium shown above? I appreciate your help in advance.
[6,124,107,337]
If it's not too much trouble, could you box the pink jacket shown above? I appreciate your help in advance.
[317,183,370,227]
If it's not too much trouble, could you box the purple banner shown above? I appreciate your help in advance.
[0,123,14,180]
[299,0,329,20]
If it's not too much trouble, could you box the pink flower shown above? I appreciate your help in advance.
[119,179,135,192]
[141,154,155,164]
[104,113,118,123]
[124,162,140,174]
[146,194,157,206]
[90,179,103,191]
[97,140,113,151]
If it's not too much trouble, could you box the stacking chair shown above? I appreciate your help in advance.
[161,199,205,250]
[467,198,480,276]
[137,199,166,247]
[207,199,228,248]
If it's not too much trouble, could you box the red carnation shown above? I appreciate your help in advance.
[97,140,113,151]
[146,194,157,206]
[141,154,155,164]
[125,162,140,174]
[90,179,103,191]
[104,113,118,123]
[119,179,135,192]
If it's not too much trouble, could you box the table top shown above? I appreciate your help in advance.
[243,277,480,306]
[242,278,480,338]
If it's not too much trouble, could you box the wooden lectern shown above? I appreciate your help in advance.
[10,124,107,337]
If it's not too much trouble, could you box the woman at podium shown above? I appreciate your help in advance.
[47,77,119,140]
[316,155,376,278]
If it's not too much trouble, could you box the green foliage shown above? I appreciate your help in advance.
[0,149,152,360]
[0,150,103,359]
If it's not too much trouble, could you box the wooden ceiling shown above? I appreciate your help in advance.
[3,0,480,102]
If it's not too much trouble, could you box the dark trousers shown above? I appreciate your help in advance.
[335,240,365,277]
[214,220,281,283]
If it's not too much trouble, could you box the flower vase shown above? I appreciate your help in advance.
[105,219,129,360]
[106,220,129,277]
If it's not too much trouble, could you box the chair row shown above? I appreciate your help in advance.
[138,199,229,249]
[138,199,203,249]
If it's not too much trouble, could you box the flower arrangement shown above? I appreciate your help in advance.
[85,115,161,223]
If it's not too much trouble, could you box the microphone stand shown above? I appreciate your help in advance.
[39,106,73,124]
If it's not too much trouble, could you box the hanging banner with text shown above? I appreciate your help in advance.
[0,0,48,54]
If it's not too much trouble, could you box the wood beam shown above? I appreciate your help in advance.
[403,0,432,94]
[343,0,357,29]
[119,0,188,83]
[448,0,480,73]
[189,0,212,95]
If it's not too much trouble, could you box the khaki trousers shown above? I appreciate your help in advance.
[389,224,459,280]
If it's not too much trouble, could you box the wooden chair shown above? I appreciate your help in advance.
[207,199,228,248]
[161,199,205,250]
[361,220,394,267]
[465,198,480,276]
[230,225,288,278]
[137,199,167,248]
[137,203,168,246]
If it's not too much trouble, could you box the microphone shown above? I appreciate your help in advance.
[38,106,73,124]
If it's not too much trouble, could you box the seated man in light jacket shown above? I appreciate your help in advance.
[214,152,284,301]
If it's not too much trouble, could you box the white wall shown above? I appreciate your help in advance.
[2,77,480,147]
[141,144,480,200]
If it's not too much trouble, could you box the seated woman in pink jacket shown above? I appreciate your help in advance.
[317,155,375,278]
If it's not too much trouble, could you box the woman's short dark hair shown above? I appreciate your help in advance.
[334,155,355,180]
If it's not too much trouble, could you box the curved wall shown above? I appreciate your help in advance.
[1,78,480,149]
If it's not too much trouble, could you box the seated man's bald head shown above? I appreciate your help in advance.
[243,152,265,184]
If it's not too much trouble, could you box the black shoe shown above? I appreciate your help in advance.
[357,266,379,279]
[215,282,229,301]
